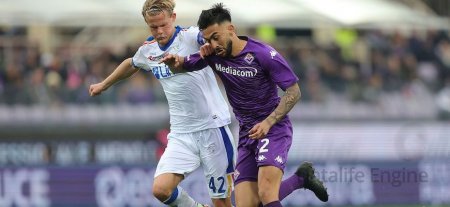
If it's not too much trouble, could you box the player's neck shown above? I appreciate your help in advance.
[231,38,247,57]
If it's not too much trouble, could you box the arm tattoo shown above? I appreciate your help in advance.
[266,84,301,125]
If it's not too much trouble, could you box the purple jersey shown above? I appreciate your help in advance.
[184,37,299,130]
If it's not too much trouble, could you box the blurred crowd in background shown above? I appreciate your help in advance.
[1,27,449,110]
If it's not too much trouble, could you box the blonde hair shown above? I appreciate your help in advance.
[141,0,175,17]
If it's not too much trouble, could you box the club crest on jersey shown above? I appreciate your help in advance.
[172,44,180,51]
[244,53,254,64]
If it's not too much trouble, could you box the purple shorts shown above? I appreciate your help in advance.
[234,118,293,185]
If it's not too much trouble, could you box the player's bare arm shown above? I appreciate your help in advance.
[89,58,139,96]
[249,83,301,139]
[266,83,301,125]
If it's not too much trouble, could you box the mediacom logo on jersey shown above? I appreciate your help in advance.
[214,63,257,78]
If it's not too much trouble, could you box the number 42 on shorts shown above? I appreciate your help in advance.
[208,176,226,193]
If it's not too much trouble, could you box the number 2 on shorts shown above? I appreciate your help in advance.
[259,138,269,153]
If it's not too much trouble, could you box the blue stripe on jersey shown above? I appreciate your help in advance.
[163,186,179,204]
[146,36,154,41]
[159,26,181,51]
[219,127,234,173]
[197,31,205,45]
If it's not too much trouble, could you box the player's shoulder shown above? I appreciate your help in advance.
[177,26,204,45]
[177,26,201,39]
[179,26,200,34]
[247,37,278,59]
[248,37,274,51]
[140,36,158,47]
[138,36,164,55]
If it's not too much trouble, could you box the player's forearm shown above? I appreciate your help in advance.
[102,58,139,89]
[265,84,301,126]
[183,53,209,72]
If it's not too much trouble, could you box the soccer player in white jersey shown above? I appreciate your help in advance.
[89,0,235,207]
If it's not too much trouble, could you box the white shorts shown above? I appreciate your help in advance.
[154,125,236,198]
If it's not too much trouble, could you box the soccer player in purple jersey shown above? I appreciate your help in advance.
[161,3,328,207]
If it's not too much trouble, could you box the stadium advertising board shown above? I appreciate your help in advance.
[1,161,449,207]
[0,122,448,206]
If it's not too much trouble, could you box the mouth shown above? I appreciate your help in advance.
[215,48,225,56]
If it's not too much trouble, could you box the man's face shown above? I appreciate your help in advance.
[144,10,175,46]
[202,23,233,57]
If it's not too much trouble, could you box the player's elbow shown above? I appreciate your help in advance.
[296,85,302,102]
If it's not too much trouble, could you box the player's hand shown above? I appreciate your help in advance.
[248,120,272,139]
[200,43,214,59]
[160,54,184,72]
[89,82,107,97]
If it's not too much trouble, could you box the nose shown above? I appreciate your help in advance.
[156,27,164,36]
[210,41,219,49]
[152,27,163,36]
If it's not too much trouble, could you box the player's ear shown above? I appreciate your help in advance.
[171,12,176,21]
[227,24,235,34]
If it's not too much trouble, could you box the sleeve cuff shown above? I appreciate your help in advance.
[183,56,194,72]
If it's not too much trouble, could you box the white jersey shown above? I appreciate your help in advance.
[132,26,231,133]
